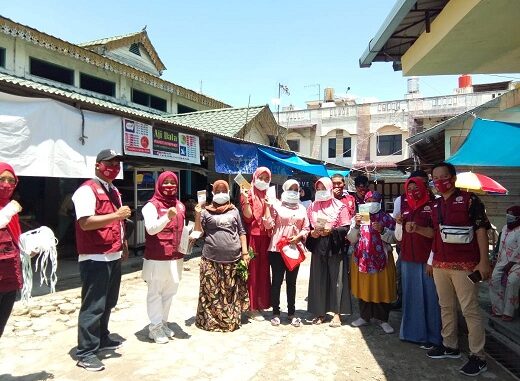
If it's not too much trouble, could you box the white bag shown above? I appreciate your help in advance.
[439,225,474,244]
[178,221,195,255]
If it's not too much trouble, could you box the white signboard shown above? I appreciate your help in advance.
[123,118,200,165]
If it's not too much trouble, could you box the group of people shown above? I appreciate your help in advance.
[1,150,518,378]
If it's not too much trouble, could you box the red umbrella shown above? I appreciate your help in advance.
[455,172,508,194]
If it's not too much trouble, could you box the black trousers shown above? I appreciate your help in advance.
[359,299,391,322]
[269,251,300,316]
[0,290,17,337]
[77,259,121,359]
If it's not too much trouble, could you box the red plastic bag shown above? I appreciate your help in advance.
[276,237,306,271]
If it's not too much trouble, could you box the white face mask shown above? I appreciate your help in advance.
[212,192,230,205]
[315,190,332,202]
[366,202,381,214]
[254,179,270,191]
[506,213,518,224]
[281,190,299,204]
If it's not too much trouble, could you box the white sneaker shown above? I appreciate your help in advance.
[148,325,168,344]
[162,322,175,339]
[351,317,368,327]
[246,310,265,321]
[380,322,394,334]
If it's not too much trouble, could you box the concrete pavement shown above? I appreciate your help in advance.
[0,255,516,381]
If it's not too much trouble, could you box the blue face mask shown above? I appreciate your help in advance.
[506,213,518,224]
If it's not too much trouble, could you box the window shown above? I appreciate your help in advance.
[80,73,115,96]
[328,138,336,158]
[131,89,167,112]
[30,57,74,85]
[129,43,141,56]
[0,48,5,68]
[177,104,197,114]
[377,134,402,156]
[342,137,351,158]
[287,139,300,152]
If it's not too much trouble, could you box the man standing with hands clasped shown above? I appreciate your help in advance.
[427,162,491,377]
[72,149,131,372]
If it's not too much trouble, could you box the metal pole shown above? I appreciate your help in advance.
[277,83,281,125]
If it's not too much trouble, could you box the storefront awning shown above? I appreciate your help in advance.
[447,118,520,167]
[258,148,328,177]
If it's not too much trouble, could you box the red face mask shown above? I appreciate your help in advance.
[97,162,120,180]
[434,178,454,193]
[407,189,423,201]
[159,179,177,197]
[0,182,15,200]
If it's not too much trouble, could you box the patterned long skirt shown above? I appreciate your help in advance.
[195,256,250,332]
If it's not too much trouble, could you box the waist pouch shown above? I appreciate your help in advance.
[439,225,474,244]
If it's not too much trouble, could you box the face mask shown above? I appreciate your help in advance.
[281,190,299,204]
[159,183,177,197]
[407,189,423,201]
[0,182,15,200]
[212,192,230,205]
[366,202,381,214]
[506,213,518,224]
[434,178,454,194]
[98,162,120,181]
[254,179,270,191]
[315,190,332,202]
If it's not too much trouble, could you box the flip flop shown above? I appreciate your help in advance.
[329,320,341,328]
[270,316,281,326]
[312,316,325,325]
[289,316,302,327]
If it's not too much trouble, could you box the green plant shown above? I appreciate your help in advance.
[236,247,256,281]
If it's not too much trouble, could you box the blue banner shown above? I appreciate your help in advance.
[214,137,258,174]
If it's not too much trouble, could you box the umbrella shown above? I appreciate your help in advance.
[455,172,508,194]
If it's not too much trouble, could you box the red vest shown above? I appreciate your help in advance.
[432,190,480,263]
[401,198,434,263]
[339,194,356,218]
[144,199,185,260]
[75,180,123,255]
[0,227,22,292]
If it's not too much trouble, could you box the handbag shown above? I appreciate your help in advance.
[276,237,306,271]
[437,199,474,244]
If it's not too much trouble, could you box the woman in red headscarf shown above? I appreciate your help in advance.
[195,180,249,332]
[142,171,185,344]
[394,177,441,347]
[348,190,397,334]
[0,162,23,338]
[489,205,520,321]
[240,167,272,321]
[306,177,353,327]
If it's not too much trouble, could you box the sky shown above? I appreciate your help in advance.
[2,0,518,109]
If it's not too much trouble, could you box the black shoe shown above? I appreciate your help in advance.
[99,338,122,351]
[427,345,461,359]
[390,299,402,311]
[77,355,105,372]
[459,355,487,376]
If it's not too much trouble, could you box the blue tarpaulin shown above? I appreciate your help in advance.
[214,137,349,177]
[447,118,520,167]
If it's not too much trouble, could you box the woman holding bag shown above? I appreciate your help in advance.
[263,179,310,327]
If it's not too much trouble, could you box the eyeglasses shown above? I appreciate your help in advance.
[0,177,16,185]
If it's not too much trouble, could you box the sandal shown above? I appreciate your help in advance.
[329,319,341,328]
[270,316,281,326]
[502,315,513,322]
[312,316,325,325]
[289,316,302,327]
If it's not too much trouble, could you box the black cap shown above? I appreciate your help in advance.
[96,149,123,162]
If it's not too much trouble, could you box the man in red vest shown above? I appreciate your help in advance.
[427,162,491,377]
[72,149,131,372]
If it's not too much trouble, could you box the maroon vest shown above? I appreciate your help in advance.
[75,180,123,255]
[432,190,480,263]
[401,198,434,263]
[144,199,185,260]
[0,227,22,292]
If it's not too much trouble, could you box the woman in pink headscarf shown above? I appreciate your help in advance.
[240,167,272,321]
[142,171,185,344]
[306,177,353,327]
[0,162,23,338]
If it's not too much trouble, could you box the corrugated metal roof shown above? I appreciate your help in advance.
[166,106,265,137]
[78,31,143,47]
